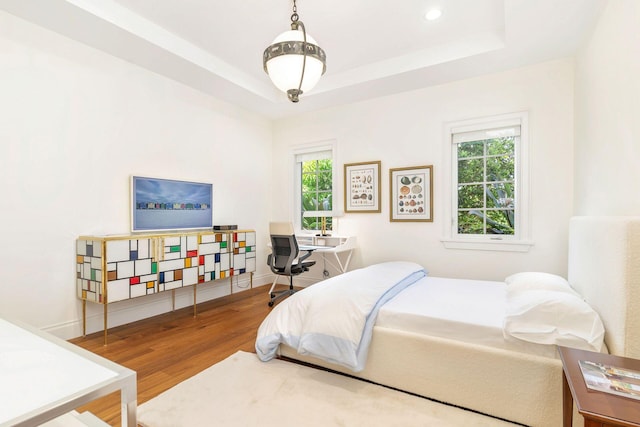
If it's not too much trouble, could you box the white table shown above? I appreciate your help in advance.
[297,235,357,274]
[0,317,136,427]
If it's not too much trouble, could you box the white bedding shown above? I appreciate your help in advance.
[377,276,561,359]
[256,261,426,371]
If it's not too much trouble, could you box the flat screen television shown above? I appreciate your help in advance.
[131,175,213,232]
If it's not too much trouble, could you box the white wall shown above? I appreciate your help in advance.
[574,0,640,215]
[273,59,575,281]
[6,0,629,338]
[0,11,273,338]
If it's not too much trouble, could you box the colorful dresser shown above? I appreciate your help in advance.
[76,229,256,343]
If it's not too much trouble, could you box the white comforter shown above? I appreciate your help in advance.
[255,261,426,372]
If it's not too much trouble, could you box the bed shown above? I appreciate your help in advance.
[255,216,640,426]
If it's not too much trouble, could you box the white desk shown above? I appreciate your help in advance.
[297,235,357,274]
[0,317,137,427]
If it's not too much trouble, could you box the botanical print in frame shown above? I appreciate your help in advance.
[389,165,433,222]
[344,161,381,213]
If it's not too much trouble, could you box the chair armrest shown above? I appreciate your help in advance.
[266,253,279,274]
[298,250,313,263]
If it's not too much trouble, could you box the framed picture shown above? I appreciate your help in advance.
[344,161,381,213]
[389,165,433,222]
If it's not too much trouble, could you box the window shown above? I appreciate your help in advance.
[443,112,531,251]
[293,143,335,233]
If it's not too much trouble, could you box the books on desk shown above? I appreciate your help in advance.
[579,359,640,400]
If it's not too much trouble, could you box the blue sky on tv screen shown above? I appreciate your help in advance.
[135,177,212,205]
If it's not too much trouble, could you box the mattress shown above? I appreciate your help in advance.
[376,276,560,359]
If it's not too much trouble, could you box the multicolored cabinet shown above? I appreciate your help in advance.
[76,229,256,343]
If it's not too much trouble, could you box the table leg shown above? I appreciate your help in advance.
[121,374,137,427]
[563,371,573,427]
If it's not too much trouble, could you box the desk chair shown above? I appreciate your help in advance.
[267,222,316,307]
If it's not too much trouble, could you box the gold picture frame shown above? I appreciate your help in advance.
[389,165,433,222]
[344,161,381,213]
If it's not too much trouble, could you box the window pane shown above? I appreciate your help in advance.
[318,191,332,210]
[457,140,484,158]
[301,192,318,211]
[302,217,315,229]
[458,158,483,183]
[486,183,514,209]
[458,184,484,209]
[486,155,514,181]
[302,173,317,189]
[317,171,332,191]
[458,211,484,234]
[486,210,515,235]
[487,137,514,156]
[317,159,332,171]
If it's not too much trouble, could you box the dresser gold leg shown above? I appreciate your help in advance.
[103,303,108,346]
[193,284,197,318]
[82,299,87,337]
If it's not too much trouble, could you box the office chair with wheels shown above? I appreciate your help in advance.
[267,222,316,307]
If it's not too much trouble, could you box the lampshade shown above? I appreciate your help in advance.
[302,210,343,218]
[263,0,326,103]
[303,210,341,236]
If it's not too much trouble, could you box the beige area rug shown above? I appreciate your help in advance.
[138,351,519,427]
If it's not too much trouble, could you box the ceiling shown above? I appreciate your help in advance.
[1,0,607,119]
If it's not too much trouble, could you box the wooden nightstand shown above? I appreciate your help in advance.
[558,346,640,427]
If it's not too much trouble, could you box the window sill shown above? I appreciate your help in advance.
[441,238,533,252]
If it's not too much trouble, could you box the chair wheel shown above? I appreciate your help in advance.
[268,301,274,307]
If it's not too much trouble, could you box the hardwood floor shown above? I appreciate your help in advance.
[70,283,278,426]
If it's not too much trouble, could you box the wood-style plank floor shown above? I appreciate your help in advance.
[69,283,278,426]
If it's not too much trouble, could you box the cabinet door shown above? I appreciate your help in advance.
[76,239,104,303]
[106,238,157,302]
[231,231,256,275]
[157,235,199,292]
[198,232,230,282]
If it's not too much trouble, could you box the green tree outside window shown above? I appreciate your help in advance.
[457,137,515,235]
[301,159,333,231]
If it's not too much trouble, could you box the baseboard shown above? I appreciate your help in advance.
[44,273,271,340]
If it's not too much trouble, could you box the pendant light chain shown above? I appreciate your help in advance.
[289,0,306,102]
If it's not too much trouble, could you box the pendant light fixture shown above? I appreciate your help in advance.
[263,0,326,103]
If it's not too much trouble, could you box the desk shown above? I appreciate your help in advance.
[0,317,137,427]
[558,345,640,427]
[297,235,357,274]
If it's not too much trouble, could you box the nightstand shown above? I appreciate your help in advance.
[558,346,640,427]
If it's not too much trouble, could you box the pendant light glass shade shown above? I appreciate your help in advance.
[264,30,325,95]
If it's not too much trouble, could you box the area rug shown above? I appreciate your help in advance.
[138,351,519,427]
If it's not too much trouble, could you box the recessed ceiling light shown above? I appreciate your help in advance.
[425,8,442,21]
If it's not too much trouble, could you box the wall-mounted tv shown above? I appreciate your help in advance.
[131,175,213,232]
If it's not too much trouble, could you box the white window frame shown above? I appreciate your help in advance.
[291,140,338,234]
[442,112,533,252]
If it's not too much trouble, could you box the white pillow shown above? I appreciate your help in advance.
[503,289,605,352]
[505,272,579,296]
